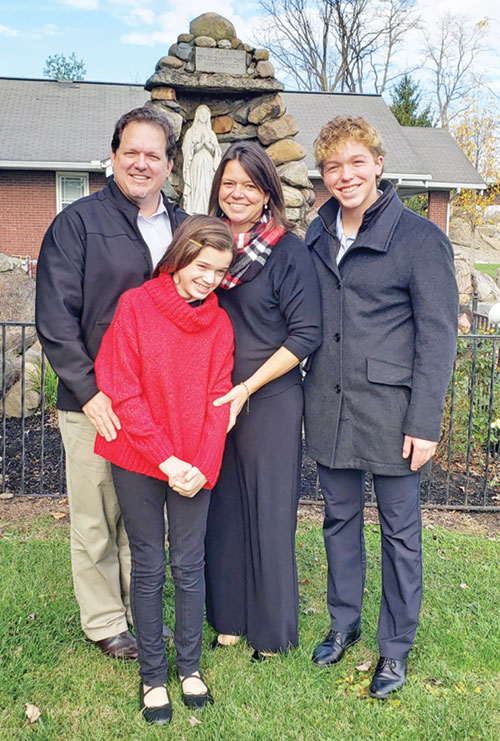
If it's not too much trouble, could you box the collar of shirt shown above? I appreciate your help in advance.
[137,198,173,271]
[335,206,357,265]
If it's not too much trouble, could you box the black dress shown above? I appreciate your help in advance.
[204,231,322,652]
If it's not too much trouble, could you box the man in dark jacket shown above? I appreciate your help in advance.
[36,107,187,659]
[304,116,458,698]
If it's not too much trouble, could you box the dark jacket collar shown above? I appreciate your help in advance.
[317,179,403,253]
[103,176,188,229]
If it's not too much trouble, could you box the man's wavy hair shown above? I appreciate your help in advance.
[111,107,176,160]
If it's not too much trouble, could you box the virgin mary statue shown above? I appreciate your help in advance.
[182,105,221,214]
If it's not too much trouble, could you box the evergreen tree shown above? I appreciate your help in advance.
[390,74,433,126]
[43,53,86,81]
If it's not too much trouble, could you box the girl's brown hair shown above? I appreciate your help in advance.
[208,141,291,230]
[154,214,236,276]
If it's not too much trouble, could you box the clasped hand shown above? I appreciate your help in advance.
[159,456,207,498]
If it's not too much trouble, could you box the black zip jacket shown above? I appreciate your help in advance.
[36,177,187,411]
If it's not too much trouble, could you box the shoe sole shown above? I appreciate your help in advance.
[313,635,361,667]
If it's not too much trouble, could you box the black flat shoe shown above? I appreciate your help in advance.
[179,673,214,710]
[369,656,407,699]
[312,627,361,666]
[251,650,279,662]
[210,635,240,649]
[139,684,172,725]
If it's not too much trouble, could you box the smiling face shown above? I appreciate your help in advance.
[321,139,383,219]
[173,246,233,301]
[218,159,269,234]
[110,121,173,217]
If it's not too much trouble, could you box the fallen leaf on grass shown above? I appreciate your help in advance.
[302,607,319,614]
[298,579,310,585]
[188,715,202,727]
[14,646,23,656]
[49,512,66,520]
[460,582,469,589]
[474,686,482,693]
[355,660,373,672]
[26,614,38,621]
[25,703,41,724]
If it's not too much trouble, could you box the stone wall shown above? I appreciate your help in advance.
[143,12,313,230]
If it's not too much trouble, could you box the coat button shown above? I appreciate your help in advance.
[335,384,341,393]
[334,333,340,342]
[337,282,342,289]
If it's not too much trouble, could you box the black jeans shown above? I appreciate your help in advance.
[111,465,211,685]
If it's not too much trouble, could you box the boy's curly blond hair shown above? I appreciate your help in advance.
[314,116,386,173]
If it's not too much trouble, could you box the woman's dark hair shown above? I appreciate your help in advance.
[111,107,176,160]
[154,214,236,277]
[208,141,291,229]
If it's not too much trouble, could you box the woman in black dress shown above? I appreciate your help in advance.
[205,142,322,658]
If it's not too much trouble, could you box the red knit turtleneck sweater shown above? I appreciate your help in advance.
[94,273,234,488]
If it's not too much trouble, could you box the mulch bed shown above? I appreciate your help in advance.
[1,412,500,509]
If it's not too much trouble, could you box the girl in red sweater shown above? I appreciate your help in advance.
[94,215,235,725]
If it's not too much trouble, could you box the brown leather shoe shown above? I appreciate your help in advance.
[95,630,138,660]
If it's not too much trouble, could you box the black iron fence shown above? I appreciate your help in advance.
[2,322,500,511]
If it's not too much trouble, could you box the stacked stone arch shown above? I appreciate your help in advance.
[144,12,313,230]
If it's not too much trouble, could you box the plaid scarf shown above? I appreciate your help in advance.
[220,213,286,290]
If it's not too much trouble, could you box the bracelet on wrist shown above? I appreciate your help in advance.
[240,381,251,413]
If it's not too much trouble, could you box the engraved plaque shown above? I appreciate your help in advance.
[195,48,246,75]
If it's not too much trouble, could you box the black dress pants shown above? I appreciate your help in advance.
[111,465,211,685]
[318,466,422,660]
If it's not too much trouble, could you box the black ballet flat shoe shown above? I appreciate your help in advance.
[179,673,214,710]
[251,650,279,662]
[139,684,172,725]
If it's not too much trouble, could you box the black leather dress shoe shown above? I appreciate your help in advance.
[95,630,138,660]
[312,627,361,666]
[140,684,172,725]
[369,656,407,699]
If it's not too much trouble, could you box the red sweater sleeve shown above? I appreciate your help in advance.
[192,314,234,488]
[95,299,175,466]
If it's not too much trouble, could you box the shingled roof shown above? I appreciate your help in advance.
[0,77,484,191]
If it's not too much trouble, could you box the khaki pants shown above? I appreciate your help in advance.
[58,411,132,641]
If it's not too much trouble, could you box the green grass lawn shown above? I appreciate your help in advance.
[474,263,500,280]
[1,514,499,740]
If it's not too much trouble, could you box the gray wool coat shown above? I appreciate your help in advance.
[303,181,459,476]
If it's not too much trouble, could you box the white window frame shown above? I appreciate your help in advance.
[56,171,89,212]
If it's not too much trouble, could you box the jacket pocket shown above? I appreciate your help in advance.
[366,357,412,388]
[87,321,111,360]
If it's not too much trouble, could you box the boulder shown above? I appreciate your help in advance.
[145,101,183,140]
[454,258,473,302]
[285,207,302,221]
[256,61,275,78]
[257,114,299,146]
[231,38,243,49]
[146,69,283,93]
[178,33,194,43]
[218,39,232,49]
[194,36,217,48]
[0,259,37,356]
[282,185,304,208]
[2,375,41,418]
[474,270,500,302]
[190,13,236,41]
[277,161,312,189]
[0,356,17,392]
[156,55,184,70]
[217,122,258,142]
[253,49,269,61]
[301,188,316,206]
[265,139,306,166]
[247,94,286,125]
[151,86,177,101]
[212,115,233,134]
[175,42,193,61]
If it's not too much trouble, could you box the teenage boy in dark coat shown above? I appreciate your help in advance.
[303,116,458,698]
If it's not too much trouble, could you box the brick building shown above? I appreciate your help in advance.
[0,78,484,262]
